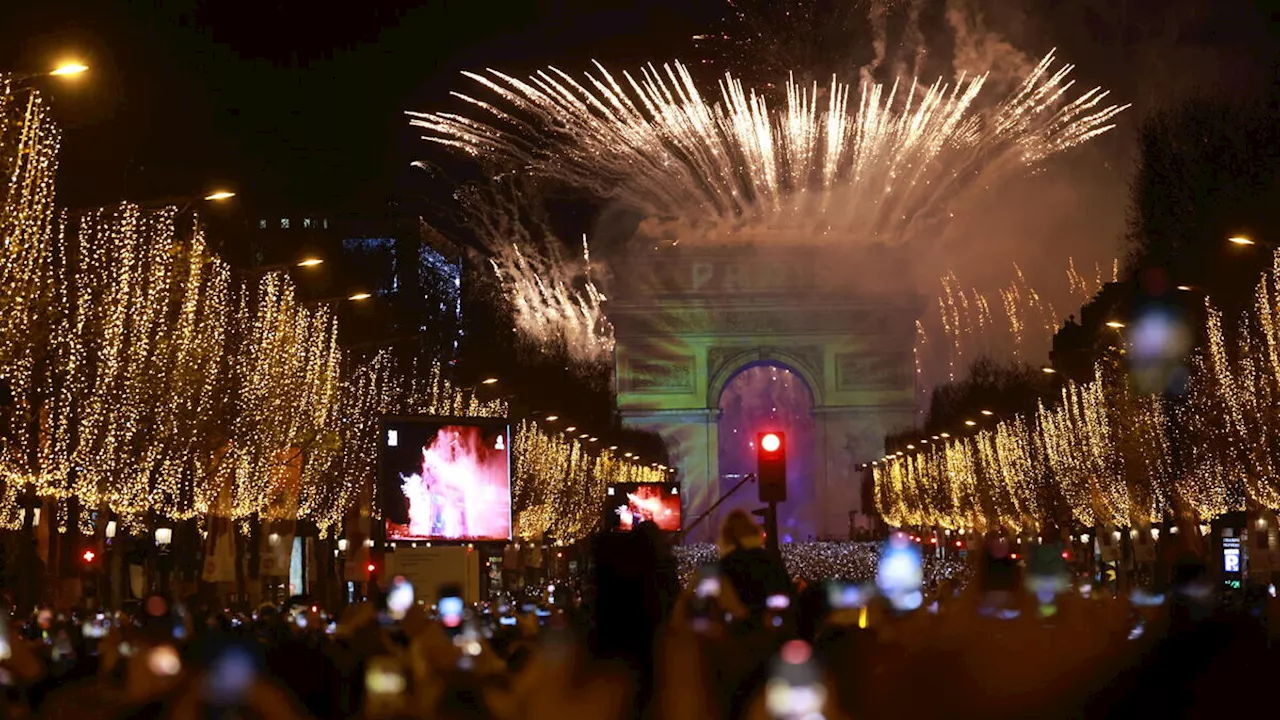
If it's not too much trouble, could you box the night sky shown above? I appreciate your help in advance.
[0,0,718,210]
[2,0,1277,217]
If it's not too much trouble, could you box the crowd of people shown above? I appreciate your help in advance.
[2,511,1279,719]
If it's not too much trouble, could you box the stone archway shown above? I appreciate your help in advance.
[706,347,825,410]
[610,246,921,543]
[716,362,817,542]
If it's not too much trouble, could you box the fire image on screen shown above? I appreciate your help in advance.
[382,421,511,542]
[608,484,681,532]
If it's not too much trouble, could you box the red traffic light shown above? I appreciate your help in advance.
[761,432,782,453]
[81,549,96,564]
[366,563,376,573]
[756,431,787,503]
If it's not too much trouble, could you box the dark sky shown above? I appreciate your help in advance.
[2,0,1276,217]
[0,0,719,210]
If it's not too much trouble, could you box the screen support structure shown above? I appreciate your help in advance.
[675,474,755,545]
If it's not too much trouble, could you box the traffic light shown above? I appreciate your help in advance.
[81,548,96,565]
[757,431,786,503]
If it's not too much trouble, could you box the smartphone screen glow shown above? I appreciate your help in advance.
[439,596,464,628]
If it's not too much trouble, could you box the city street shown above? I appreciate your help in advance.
[3,1,1280,718]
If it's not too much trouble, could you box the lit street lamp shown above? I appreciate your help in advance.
[154,526,174,593]
[130,189,238,216]
[48,62,89,77]
[1228,235,1278,252]
[302,291,374,308]
[10,61,89,84]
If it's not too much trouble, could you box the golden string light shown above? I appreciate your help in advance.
[878,249,1280,531]
[0,76,61,528]
[1,81,663,542]
[510,419,664,543]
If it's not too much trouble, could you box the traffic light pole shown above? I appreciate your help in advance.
[764,502,780,559]
[675,474,756,544]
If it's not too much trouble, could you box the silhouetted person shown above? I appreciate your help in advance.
[633,520,679,625]
[717,510,791,619]
[590,529,670,718]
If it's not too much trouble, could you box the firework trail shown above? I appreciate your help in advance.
[411,51,1125,250]
[457,186,614,372]
[918,258,1113,398]
[414,4,1125,371]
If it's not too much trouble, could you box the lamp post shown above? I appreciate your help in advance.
[103,519,119,609]
[7,62,89,86]
[133,190,237,217]
[154,526,173,594]
[15,499,42,614]
[334,538,350,609]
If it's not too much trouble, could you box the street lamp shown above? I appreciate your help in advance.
[481,377,499,385]
[154,527,173,593]
[1041,366,1057,374]
[347,292,372,301]
[49,62,89,77]
[296,258,324,267]
[337,538,349,553]
[11,61,89,84]
[203,190,236,201]
[1228,236,1256,246]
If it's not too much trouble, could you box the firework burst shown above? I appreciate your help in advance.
[410,50,1126,249]
[915,257,1115,404]
[458,185,613,373]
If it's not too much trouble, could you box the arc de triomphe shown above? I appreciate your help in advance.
[611,246,920,543]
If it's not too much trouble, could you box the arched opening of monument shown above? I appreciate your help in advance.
[717,363,817,542]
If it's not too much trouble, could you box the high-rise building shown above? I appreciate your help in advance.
[207,203,464,354]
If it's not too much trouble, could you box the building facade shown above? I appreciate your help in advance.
[611,246,919,543]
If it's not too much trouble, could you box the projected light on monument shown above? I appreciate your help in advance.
[718,364,815,541]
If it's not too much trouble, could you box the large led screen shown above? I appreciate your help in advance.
[604,483,681,532]
[380,417,512,542]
